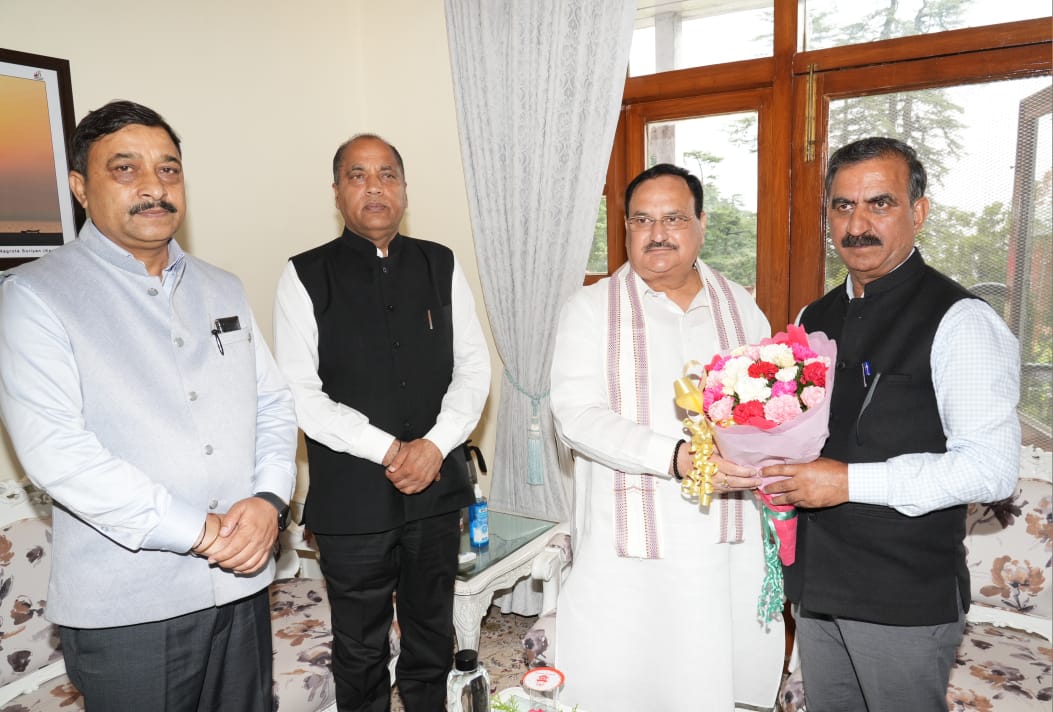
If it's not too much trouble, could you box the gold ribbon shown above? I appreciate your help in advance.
[673,368,718,507]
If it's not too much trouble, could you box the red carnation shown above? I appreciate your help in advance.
[801,362,827,387]
[748,361,779,380]
[732,400,766,424]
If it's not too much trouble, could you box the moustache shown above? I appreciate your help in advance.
[129,200,178,216]
[645,240,675,251]
[841,233,881,248]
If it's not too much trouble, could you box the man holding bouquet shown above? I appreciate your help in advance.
[550,163,785,711]
[764,137,1020,712]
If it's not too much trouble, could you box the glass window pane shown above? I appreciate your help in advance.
[645,111,759,291]
[801,0,1050,52]
[586,197,609,275]
[630,1,773,77]
[825,76,1053,447]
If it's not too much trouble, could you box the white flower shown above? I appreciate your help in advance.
[735,376,772,403]
[775,366,798,382]
[759,343,795,368]
[718,356,753,390]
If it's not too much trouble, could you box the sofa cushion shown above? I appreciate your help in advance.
[947,622,1053,711]
[0,518,62,689]
[522,611,556,669]
[966,477,1053,630]
[0,674,83,712]
[270,577,336,712]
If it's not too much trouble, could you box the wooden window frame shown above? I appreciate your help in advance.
[597,1,1051,330]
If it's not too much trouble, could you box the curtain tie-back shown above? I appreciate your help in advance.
[503,368,549,485]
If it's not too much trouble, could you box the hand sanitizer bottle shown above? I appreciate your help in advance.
[468,484,489,549]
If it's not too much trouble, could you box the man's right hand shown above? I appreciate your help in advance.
[385,438,443,494]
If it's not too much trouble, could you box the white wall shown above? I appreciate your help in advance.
[0,0,502,498]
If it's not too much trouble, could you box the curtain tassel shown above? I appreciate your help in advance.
[504,369,549,486]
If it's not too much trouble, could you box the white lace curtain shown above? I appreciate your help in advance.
[444,0,635,529]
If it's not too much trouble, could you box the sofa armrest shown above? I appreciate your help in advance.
[530,533,572,614]
[966,603,1053,642]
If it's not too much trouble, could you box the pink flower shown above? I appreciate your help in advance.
[801,385,826,408]
[790,342,817,361]
[703,386,722,410]
[708,396,735,423]
[764,394,803,423]
[771,380,798,398]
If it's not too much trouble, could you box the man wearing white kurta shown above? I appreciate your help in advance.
[550,164,784,711]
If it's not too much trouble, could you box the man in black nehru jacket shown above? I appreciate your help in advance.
[273,133,490,712]
[764,137,1020,712]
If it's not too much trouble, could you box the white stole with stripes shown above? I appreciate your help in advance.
[606,260,749,558]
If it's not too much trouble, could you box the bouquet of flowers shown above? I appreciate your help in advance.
[674,324,836,622]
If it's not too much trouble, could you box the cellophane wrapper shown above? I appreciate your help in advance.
[706,327,836,624]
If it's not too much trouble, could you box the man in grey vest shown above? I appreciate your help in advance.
[764,137,1020,712]
[0,100,298,711]
[273,134,490,711]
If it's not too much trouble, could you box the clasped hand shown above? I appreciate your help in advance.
[192,496,279,574]
[384,438,443,494]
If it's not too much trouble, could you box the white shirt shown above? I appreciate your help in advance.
[844,273,1021,516]
[272,252,490,461]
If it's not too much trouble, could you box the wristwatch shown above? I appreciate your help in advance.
[254,492,291,531]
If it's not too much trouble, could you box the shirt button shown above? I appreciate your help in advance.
[188,391,198,401]
[400,380,407,388]
[204,445,214,455]
[382,266,389,274]
[393,341,400,349]
[386,305,395,312]
[174,337,184,348]
[147,288,159,296]
[208,499,219,510]
[808,513,817,521]
[403,421,411,429]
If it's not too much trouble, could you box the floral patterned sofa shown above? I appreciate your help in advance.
[0,484,339,712]
[778,446,1053,712]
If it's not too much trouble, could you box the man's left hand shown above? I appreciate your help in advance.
[709,452,761,492]
[200,496,279,574]
[760,457,849,508]
[386,438,443,494]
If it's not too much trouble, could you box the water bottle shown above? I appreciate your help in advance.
[468,484,489,549]
[446,648,491,712]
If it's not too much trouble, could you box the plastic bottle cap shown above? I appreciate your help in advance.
[521,666,565,692]
[473,483,483,499]
[454,648,479,672]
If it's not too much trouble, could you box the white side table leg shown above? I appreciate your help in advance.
[453,590,494,651]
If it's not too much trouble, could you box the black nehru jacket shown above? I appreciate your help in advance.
[291,229,473,535]
[785,250,977,626]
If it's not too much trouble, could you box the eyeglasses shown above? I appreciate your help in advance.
[626,214,693,231]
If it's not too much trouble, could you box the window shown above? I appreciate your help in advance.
[594,0,1052,445]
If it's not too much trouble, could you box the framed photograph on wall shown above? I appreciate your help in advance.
[0,48,79,271]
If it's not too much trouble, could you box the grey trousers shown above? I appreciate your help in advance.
[60,588,273,712]
[795,602,965,712]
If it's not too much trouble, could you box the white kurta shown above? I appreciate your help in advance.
[550,265,784,711]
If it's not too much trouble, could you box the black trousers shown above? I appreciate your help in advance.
[59,588,273,712]
[315,510,460,712]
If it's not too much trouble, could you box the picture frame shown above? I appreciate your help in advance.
[0,48,81,271]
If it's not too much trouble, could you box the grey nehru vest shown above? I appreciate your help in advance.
[4,223,273,627]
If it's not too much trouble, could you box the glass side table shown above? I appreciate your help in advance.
[453,510,558,651]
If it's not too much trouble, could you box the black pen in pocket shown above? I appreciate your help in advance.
[855,372,881,445]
